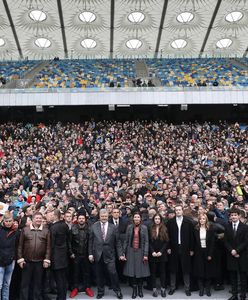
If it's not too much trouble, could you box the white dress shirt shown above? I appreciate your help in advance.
[176,216,183,244]
[200,227,207,248]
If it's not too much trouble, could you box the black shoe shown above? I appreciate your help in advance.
[168,289,175,295]
[161,290,166,298]
[227,296,238,300]
[138,286,144,298]
[152,290,158,297]
[97,294,104,299]
[185,290,191,296]
[132,286,137,299]
[206,289,211,297]
[199,289,204,297]
[116,291,123,299]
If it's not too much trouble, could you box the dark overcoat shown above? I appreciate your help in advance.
[192,227,216,278]
[224,222,248,272]
[167,217,195,273]
[50,220,70,270]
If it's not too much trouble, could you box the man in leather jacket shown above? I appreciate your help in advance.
[17,211,51,300]
[69,212,94,298]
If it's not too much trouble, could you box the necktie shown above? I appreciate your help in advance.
[101,223,106,240]
[233,223,237,236]
[115,220,118,226]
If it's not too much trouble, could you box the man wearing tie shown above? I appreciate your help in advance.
[166,204,195,296]
[109,208,129,282]
[224,208,248,300]
[88,209,125,299]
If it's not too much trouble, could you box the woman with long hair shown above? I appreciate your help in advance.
[149,213,169,297]
[193,214,215,297]
[123,212,150,299]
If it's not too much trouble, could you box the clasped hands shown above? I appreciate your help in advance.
[231,249,240,258]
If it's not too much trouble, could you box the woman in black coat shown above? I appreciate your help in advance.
[149,214,169,298]
[193,214,215,297]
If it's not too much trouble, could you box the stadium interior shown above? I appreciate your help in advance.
[0,1,248,300]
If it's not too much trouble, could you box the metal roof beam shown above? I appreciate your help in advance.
[154,0,169,58]
[199,0,222,58]
[57,0,68,58]
[110,0,115,58]
[3,0,23,59]
[243,46,248,57]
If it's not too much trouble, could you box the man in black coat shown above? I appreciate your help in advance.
[50,209,70,300]
[109,208,129,282]
[224,208,248,300]
[167,204,195,296]
[88,209,125,299]
[69,212,94,298]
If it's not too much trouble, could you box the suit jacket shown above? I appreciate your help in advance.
[167,216,195,272]
[193,227,216,278]
[224,221,248,272]
[88,221,123,263]
[109,216,129,245]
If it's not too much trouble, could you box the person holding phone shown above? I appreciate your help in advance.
[123,212,150,299]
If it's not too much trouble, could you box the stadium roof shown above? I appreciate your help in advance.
[0,0,248,60]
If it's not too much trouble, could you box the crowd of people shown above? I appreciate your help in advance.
[0,120,247,300]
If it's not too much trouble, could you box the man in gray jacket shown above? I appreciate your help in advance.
[88,209,125,299]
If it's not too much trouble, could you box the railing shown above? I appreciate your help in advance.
[0,85,248,94]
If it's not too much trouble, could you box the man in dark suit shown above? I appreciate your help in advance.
[224,208,248,300]
[109,208,129,282]
[50,209,70,300]
[88,209,125,299]
[167,204,195,296]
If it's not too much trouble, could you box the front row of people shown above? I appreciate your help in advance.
[0,205,247,300]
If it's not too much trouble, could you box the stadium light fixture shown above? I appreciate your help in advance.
[117,105,130,107]
[171,39,187,49]
[126,39,142,49]
[0,38,5,47]
[79,11,96,23]
[81,38,97,49]
[35,38,51,48]
[128,11,145,23]
[225,11,243,23]
[216,38,232,49]
[29,10,47,22]
[177,12,194,23]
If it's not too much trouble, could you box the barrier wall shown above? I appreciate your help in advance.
[0,87,248,106]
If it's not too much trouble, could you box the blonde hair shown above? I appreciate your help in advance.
[196,213,209,230]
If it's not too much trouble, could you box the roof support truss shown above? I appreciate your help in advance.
[3,0,23,59]
[110,0,115,58]
[57,0,68,58]
[199,0,222,57]
[154,0,169,58]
